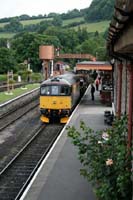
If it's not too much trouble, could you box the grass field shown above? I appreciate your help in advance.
[0,17,53,28]
[20,17,53,25]
[0,83,40,104]
[0,22,9,28]
[0,17,110,38]
[74,20,110,33]
[0,33,15,38]
[63,17,84,26]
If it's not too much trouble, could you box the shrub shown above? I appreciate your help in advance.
[67,115,132,200]
[0,74,7,82]
[31,73,42,82]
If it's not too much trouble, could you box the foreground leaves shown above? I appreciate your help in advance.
[67,116,132,200]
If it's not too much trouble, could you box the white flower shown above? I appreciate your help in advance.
[98,141,102,144]
[102,132,109,141]
[106,158,113,166]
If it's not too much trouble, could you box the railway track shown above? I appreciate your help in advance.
[0,98,39,131]
[0,124,63,200]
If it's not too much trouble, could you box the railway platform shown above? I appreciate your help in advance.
[20,85,112,200]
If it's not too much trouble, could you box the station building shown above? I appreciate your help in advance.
[107,0,133,147]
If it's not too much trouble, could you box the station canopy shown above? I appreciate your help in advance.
[76,61,112,71]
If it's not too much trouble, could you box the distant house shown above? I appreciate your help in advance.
[76,61,112,72]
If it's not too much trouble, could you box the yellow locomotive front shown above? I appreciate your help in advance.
[40,78,72,123]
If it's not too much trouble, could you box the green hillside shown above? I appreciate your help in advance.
[0,22,8,28]
[0,17,52,27]
[74,20,110,33]
[0,0,114,76]
[62,17,84,26]
[0,0,114,38]
[0,19,110,38]
[0,16,83,28]
[0,33,15,38]
[20,17,53,25]
[84,0,115,22]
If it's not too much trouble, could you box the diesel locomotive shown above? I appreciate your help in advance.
[40,72,87,123]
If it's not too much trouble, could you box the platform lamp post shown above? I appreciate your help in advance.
[39,45,54,80]
[50,60,54,77]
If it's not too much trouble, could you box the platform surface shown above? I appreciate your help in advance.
[21,86,112,200]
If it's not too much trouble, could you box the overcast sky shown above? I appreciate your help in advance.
[0,0,93,19]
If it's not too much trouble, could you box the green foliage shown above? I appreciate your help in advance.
[84,0,115,22]
[75,34,107,60]
[31,73,42,82]
[67,115,132,200]
[20,17,53,26]
[0,26,108,74]
[62,17,84,26]
[0,1,114,75]
[0,19,110,38]
[0,33,15,38]
[0,38,9,47]
[9,79,16,84]
[61,9,82,20]
[11,32,58,72]
[0,11,110,74]
[0,0,114,25]
[0,47,17,73]
[0,74,7,82]
[13,74,19,81]
[18,71,28,82]
[37,21,53,34]
[0,0,114,34]
[4,18,23,32]
[52,15,63,27]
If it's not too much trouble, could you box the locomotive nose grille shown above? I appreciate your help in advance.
[51,110,59,116]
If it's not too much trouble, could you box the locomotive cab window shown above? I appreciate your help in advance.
[40,86,50,95]
[51,86,59,95]
[40,85,71,96]
[60,86,71,95]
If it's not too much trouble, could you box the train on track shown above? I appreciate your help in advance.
[39,72,88,123]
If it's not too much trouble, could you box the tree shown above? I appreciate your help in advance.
[52,15,63,27]
[78,39,98,54]
[4,18,23,32]
[19,14,30,20]
[37,21,53,33]
[0,38,9,48]
[60,9,82,20]
[77,27,89,43]
[95,47,108,61]
[11,32,60,72]
[56,29,79,53]
[0,47,17,73]
[84,0,115,22]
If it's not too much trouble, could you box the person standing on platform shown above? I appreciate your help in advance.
[91,84,95,101]
[98,78,102,94]
[95,79,99,91]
